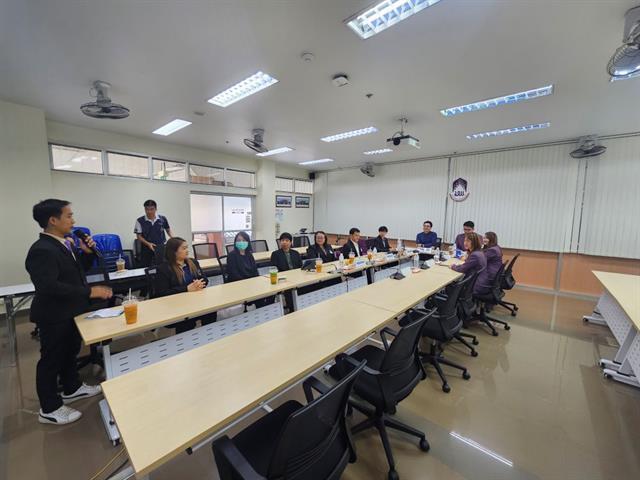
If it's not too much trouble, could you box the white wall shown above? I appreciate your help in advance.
[275,191,314,237]
[0,100,52,286]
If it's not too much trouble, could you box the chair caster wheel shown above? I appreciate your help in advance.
[604,373,612,380]
[419,438,430,452]
[511,312,517,317]
[514,306,519,311]
[421,372,427,380]
[491,331,499,336]
[472,339,479,345]
[388,469,399,480]
[505,325,511,330]
[471,350,478,357]
[462,371,471,380]
[442,384,451,393]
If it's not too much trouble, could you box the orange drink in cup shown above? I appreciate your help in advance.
[123,297,138,325]
[315,259,323,273]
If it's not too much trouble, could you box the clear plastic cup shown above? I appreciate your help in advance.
[123,296,138,325]
[116,256,126,272]
[270,268,278,285]
[315,259,323,273]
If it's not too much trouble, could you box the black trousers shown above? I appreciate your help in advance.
[36,320,83,413]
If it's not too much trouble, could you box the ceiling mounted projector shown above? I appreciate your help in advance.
[80,81,130,119]
[570,135,607,158]
[243,128,268,154]
[387,117,420,150]
[607,6,640,77]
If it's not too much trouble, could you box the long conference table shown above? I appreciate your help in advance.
[590,271,640,388]
[90,260,461,478]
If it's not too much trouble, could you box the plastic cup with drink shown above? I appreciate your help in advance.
[116,255,126,272]
[315,258,323,273]
[123,289,138,325]
[270,268,278,285]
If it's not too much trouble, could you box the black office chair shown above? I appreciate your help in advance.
[497,253,520,316]
[435,237,443,248]
[217,255,229,283]
[365,238,377,250]
[330,308,434,480]
[133,239,143,267]
[212,361,366,480]
[144,266,158,299]
[293,236,310,248]
[413,275,473,393]
[453,269,482,355]
[225,244,235,254]
[473,263,511,336]
[251,240,269,252]
[193,242,220,260]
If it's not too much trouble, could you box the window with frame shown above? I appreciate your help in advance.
[189,164,225,185]
[107,152,149,178]
[294,179,313,194]
[152,158,186,182]
[51,144,103,174]
[225,169,256,188]
[275,177,294,192]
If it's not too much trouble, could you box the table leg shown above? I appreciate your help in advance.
[4,295,18,367]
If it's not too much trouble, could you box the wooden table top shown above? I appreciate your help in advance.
[75,267,341,345]
[199,247,308,270]
[593,271,640,330]
[102,297,398,477]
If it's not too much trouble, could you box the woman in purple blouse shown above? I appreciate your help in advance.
[483,231,503,285]
[451,232,491,295]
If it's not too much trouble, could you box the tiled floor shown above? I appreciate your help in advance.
[1,289,639,480]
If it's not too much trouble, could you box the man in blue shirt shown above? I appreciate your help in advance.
[416,220,438,247]
[455,220,475,251]
[134,199,173,267]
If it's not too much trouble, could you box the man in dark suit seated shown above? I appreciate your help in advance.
[25,199,112,425]
[271,232,302,271]
[341,227,362,258]
[372,226,391,252]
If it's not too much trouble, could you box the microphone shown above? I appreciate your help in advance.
[73,229,102,258]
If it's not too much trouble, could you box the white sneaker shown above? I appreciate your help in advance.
[62,382,102,404]
[39,405,82,425]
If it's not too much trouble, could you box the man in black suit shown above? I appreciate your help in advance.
[372,226,391,252]
[25,199,112,425]
[341,227,362,258]
[270,232,303,271]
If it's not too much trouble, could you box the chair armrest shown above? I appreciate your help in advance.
[379,327,398,350]
[212,436,266,480]
[336,353,378,376]
[303,375,329,403]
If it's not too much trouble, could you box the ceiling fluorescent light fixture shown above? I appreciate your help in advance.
[298,159,334,166]
[610,70,640,82]
[364,148,393,155]
[346,0,442,40]
[256,147,294,157]
[152,119,192,136]
[321,126,378,143]
[450,432,513,467]
[56,164,73,170]
[466,122,550,140]
[208,71,278,107]
[441,85,554,117]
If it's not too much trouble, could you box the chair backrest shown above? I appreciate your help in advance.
[144,266,158,299]
[193,242,219,260]
[217,255,229,283]
[365,238,376,250]
[266,362,366,479]
[490,262,507,301]
[251,239,269,252]
[437,274,472,318]
[436,237,443,248]
[93,233,123,253]
[224,244,234,254]
[293,236,310,248]
[457,269,481,322]
[378,309,434,409]
[501,253,519,290]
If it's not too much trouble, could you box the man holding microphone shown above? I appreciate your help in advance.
[26,199,112,425]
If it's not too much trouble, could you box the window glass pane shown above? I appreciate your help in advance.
[294,179,313,194]
[190,194,223,232]
[51,144,103,174]
[107,152,149,178]
[225,169,255,188]
[275,177,294,192]
[153,159,186,182]
[224,230,253,246]
[190,164,225,185]
[224,196,252,231]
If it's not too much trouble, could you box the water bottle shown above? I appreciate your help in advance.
[338,252,344,269]
[413,253,419,269]
[434,247,440,263]
[373,247,377,254]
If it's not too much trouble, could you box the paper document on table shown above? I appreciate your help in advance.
[86,307,124,319]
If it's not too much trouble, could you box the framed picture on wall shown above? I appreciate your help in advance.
[295,196,310,208]
[276,195,292,208]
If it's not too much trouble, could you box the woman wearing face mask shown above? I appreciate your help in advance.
[155,237,213,333]
[226,231,259,282]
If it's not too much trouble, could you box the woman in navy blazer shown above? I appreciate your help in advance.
[451,232,491,295]
[482,231,503,285]
[306,230,336,263]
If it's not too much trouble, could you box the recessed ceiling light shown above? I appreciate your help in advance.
[441,85,554,117]
[610,70,640,82]
[321,126,378,143]
[363,148,393,155]
[207,71,278,107]
[298,159,334,166]
[256,147,294,157]
[346,0,442,40]
[152,119,192,136]
[466,122,550,140]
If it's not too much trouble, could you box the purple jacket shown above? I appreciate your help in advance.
[452,250,490,295]
[484,245,503,285]
[455,233,466,251]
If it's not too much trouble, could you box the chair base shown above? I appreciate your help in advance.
[498,300,519,317]
[349,402,429,480]
[420,344,470,393]
[473,306,511,336]
[454,332,478,356]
